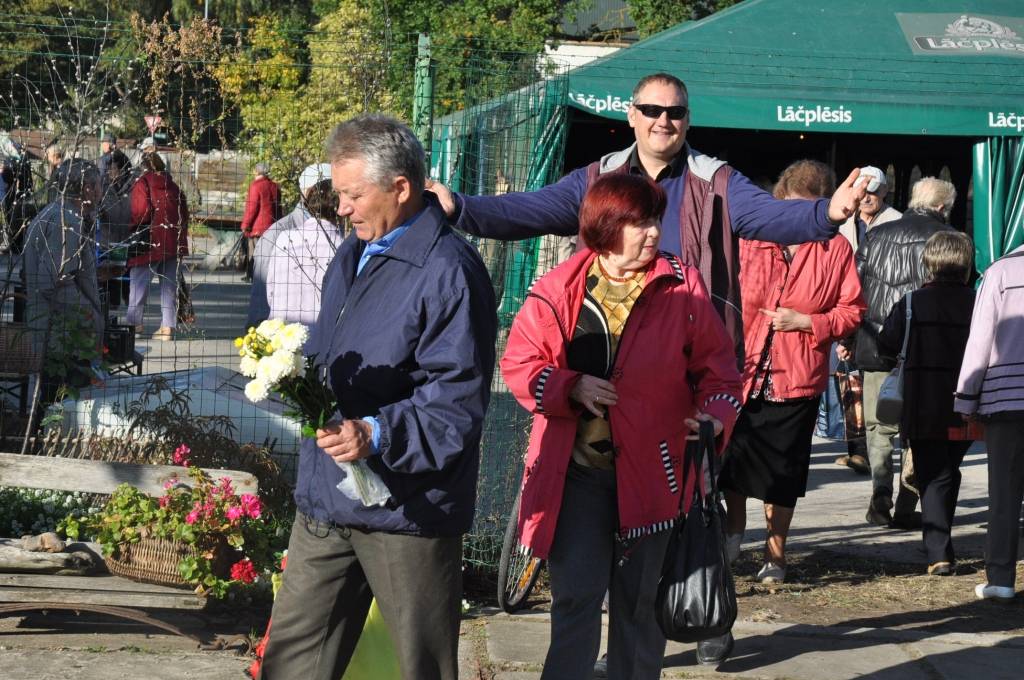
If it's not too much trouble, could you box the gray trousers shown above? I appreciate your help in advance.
[542,462,672,680]
[984,420,1024,588]
[259,513,463,680]
[862,370,900,500]
[862,371,919,516]
[127,257,179,329]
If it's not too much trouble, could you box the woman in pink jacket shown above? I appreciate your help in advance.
[719,160,865,584]
[501,174,742,680]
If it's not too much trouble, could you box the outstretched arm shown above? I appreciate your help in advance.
[729,168,866,245]
[428,167,588,242]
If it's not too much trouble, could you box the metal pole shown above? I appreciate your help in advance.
[412,33,434,154]
[204,0,209,20]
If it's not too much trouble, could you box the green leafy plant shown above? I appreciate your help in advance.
[0,486,101,537]
[59,463,277,599]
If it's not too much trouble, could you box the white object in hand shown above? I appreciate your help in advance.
[335,460,391,507]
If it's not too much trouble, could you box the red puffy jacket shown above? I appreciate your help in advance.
[128,171,189,267]
[738,236,865,400]
[240,176,281,237]
[500,250,743,559]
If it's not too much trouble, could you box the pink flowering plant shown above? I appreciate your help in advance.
[59,462,273,599]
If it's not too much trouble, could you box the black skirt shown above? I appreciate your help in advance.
[718,395,820,508]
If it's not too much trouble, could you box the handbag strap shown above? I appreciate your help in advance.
[896,292,913,362]
[682,419,719,511]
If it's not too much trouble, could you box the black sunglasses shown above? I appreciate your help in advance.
[633,103,689,120]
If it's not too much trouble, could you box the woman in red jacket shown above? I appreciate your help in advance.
[719,160,865,583]
[239,162,281,282]
[501,174,743,680]
[126,151,189,341]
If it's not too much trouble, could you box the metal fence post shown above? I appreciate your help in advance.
[413,33,434,154]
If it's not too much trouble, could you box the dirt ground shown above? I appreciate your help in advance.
[470,549,1024,637]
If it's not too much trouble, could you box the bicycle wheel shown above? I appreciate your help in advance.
[497,494,544,613]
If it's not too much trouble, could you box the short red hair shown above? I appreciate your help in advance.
[579,174,667,253]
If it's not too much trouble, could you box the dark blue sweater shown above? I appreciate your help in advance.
[454,145,837,257]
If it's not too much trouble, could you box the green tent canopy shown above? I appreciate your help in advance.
[567,0,1024,137]
[566,0,1024,268]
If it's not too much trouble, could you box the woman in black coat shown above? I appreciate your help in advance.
[878,231,976,576]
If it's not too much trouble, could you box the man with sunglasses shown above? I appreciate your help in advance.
[429,72,866,365]
[429,72,866,672]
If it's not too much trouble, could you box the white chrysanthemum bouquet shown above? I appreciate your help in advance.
[236,319,390,507]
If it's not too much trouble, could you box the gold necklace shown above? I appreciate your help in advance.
[597,257,638,283]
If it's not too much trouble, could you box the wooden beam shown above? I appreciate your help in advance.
[0,540,100,576]
[0,453,257,496]
[0,573,206,609]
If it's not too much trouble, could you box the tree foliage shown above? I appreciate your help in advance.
[626,0,737,38]
[214,1,394,204]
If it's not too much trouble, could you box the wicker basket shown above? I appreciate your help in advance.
[104,535,232,589]
[0,292,42,375]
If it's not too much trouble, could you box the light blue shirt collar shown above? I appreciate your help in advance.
[355,209,423,275]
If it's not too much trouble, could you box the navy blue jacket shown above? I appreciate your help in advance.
[295,197,498,537]
[454,143,837,254]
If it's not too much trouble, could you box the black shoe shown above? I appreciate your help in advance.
[866,494,893,527]
[592,653,607,678]
[240,275,252,283]
[890,511,923,530]
[696,632,734,666]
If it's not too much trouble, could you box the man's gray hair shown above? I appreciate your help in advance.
[53,159,101,200]
[909,177,957,221]
[324,114,426,194]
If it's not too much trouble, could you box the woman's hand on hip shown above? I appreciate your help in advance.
[570,375,618,417]
[685,412,724,440]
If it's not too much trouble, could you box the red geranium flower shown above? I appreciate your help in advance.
[231,558,258,584]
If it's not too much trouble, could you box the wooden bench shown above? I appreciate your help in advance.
[0,451,257,646]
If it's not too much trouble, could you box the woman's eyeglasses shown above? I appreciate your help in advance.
[633,103,689,120]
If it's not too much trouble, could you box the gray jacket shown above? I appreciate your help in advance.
[22,201,104,357]
[955,245,1024,417]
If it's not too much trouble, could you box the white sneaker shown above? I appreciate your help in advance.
[725,532,743,564]
[757,561,786,584]
[975,583,1015,601]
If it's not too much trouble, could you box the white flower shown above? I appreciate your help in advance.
[256,351,296,385]
[256,318,285,339]
[244,378,270,403]
[276,323,309,353]
[239,356,259,378]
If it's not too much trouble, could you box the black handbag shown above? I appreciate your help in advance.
[655,420,738,643]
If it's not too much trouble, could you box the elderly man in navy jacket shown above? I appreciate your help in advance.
[258,115,498,680]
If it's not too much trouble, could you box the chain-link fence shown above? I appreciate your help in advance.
[0,13,572,569]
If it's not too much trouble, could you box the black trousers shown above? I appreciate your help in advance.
[984,420,1024,588]
[908,438,971,564]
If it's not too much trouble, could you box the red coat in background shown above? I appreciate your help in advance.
[500,250,743,559]
[738,235,865,400]
[128,170,189,268]
[240,175,281,237]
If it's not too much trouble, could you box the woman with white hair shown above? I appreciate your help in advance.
[22,159,104,393]
[265,179,342,325]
